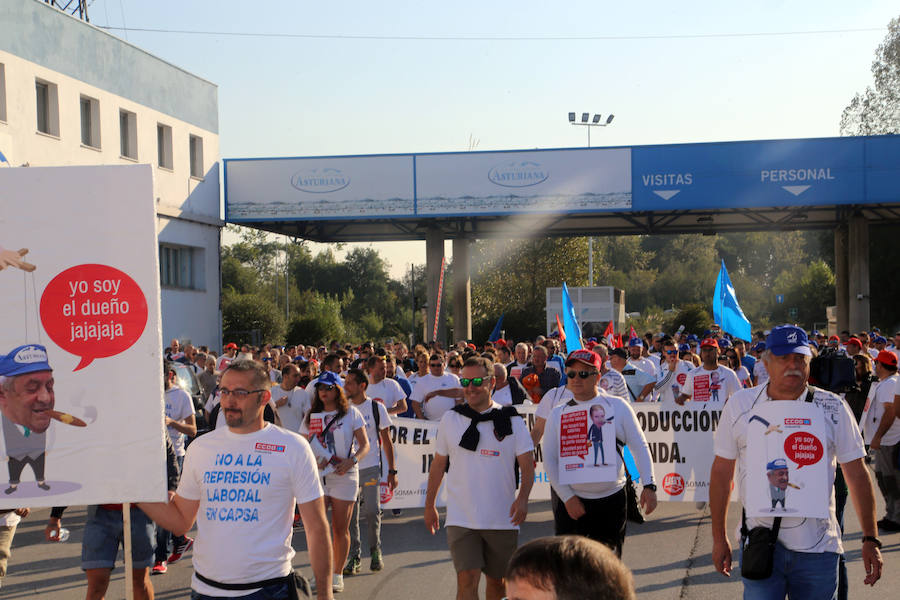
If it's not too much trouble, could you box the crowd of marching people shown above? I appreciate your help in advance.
[3,324,896,599]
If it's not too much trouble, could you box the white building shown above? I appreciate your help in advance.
[0,0,222,349]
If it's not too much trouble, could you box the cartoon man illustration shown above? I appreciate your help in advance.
[0,344,56,494]
[0,247,36,272]
[766,458,790,511]
[587,404,613,467]
[710,371,721,403]
[0,344,86,495]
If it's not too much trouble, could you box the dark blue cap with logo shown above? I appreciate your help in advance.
[315,370,342,388]
[766,458,788,471]
[0,344,53,377]
[628,337,642,347]
[766,326,812,357]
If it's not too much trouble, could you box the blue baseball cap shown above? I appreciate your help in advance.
[718,338,732,349]
[687,334,699,343]
[0,344,52,377]
[752,342,766,352]
[628,337,643,347]
[315,371,342,388]
[678,343,690,352]
[766,326,812,357]
[766,458,788,471]
[874,336,887,345]
[809,340,819,350]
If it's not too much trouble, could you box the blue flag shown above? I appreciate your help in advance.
[561,282,583,351]
[713,260,751,341]
[487,314,504,342]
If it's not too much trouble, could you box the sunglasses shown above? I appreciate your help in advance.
[429,363,443,367]
[665,350,678,355]
[317,384,336,391]
[566,370,598,380]
[460,377,488,387]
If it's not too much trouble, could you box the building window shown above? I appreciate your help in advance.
[159,244,193,289]
[0,63,6,123]
[189,134,204,178]
[35,79,60,136]
[119,109,137,159]
[80,95,101,148]
[157,123,173,169]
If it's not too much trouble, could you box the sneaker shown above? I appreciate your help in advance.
[878,518,900,532]
[167,536,194,564]
[342,556,361,576]
[332,573,344,593]
[391,508,402,517]
[370,549,383,571]
[151,561,167,575]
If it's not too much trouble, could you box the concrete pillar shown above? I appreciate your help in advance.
[425,229,447,346]
[848,215,870,333]
[834,224,849,335]
[452,238,472,343]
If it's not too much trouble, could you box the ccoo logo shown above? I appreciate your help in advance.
[488,160,549,188]
[291,167,350,193]
[662,472,685,496]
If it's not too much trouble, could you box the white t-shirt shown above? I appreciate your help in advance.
[270,386,308,434]
[860,374,900,446]
[352,398,392,470]
[628,356,658,377]
[753,360,769,386]
[435,402,533,529]
[543,393,655,502]
[410,373,461,421]
[216,354,235,372]
[535,386,573,421]
[165,387,195,457]
[735,365,752,388]
[681,365,742,403]
[713,385,865,553]
[177,424,323,596]
[492,385,513,406]
[299,406,367,474]
[509,362,529,381]
[366,378,407,412]
[653,360,694,403]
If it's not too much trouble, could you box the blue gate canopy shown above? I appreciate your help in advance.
[224,135,900,242]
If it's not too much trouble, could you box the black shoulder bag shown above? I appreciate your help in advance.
[740,388,814,580]
[195,571,310,599]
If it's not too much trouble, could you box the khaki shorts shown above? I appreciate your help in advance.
[446,526,518,580]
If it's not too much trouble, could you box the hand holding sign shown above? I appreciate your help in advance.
[39,264,148,370]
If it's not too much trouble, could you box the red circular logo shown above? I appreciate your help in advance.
[379,482,393,504]
[676,373,687,386]
[662,472,685,496]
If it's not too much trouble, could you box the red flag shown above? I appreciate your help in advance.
[629,326,638,342]
[616,334,624,348]
[602,321,615,348]
[555,314,566,342]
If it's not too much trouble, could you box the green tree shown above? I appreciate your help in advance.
[665,302,713,335]
[222,290,286,344]
[840,16,900,135]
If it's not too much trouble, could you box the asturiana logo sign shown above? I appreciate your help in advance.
[291,167,350,193]
[488,160,549,188]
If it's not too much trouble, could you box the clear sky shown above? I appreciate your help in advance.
[87,0,897,277]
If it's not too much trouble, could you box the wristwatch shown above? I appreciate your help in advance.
[643,484,657,492]
[862,535,882,549]
[388,469,398,475]
[350,456,358,464]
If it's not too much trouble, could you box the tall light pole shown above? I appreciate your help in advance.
[568,112,615,286]
[568,112,614,148]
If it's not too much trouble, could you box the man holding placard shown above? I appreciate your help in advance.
[140,360,334,600]
[543,349,657,556]
[710,325,883,597]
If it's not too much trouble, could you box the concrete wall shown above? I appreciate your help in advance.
[0,1,222,349]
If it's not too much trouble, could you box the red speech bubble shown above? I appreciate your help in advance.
[39,264,148,371]
[783,432,823,469]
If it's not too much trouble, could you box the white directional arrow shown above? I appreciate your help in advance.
[653,189,680,200]
[782,185,810,196]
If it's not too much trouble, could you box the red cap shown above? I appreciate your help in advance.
[828,335,840,342]
[875,350,898,368]
[467,343,476,350]
[700,338,719,349]
[494,339,508,348]
[845,337,862,348]
[565,349,602,370]
[224,342,238,350]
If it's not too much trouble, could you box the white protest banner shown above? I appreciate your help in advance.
[744,402,829,519]
[632,403,726,502]
[0,165,167,509]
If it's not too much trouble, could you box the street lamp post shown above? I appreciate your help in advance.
[568,112,614,287]
[568,112,614,148]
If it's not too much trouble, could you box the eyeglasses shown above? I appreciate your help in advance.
[460,377,487,387]
[566,370,598,380]
[429,363,443,367]
[665,350,678,355]
[219,388,266,398]
[317,384,337,391]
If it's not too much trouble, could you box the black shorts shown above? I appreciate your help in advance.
[552,487,626,557]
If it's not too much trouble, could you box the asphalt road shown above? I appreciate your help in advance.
[2,492,897,599]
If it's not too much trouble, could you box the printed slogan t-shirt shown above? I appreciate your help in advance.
[177,424,323,596]
[681,365,742,403]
